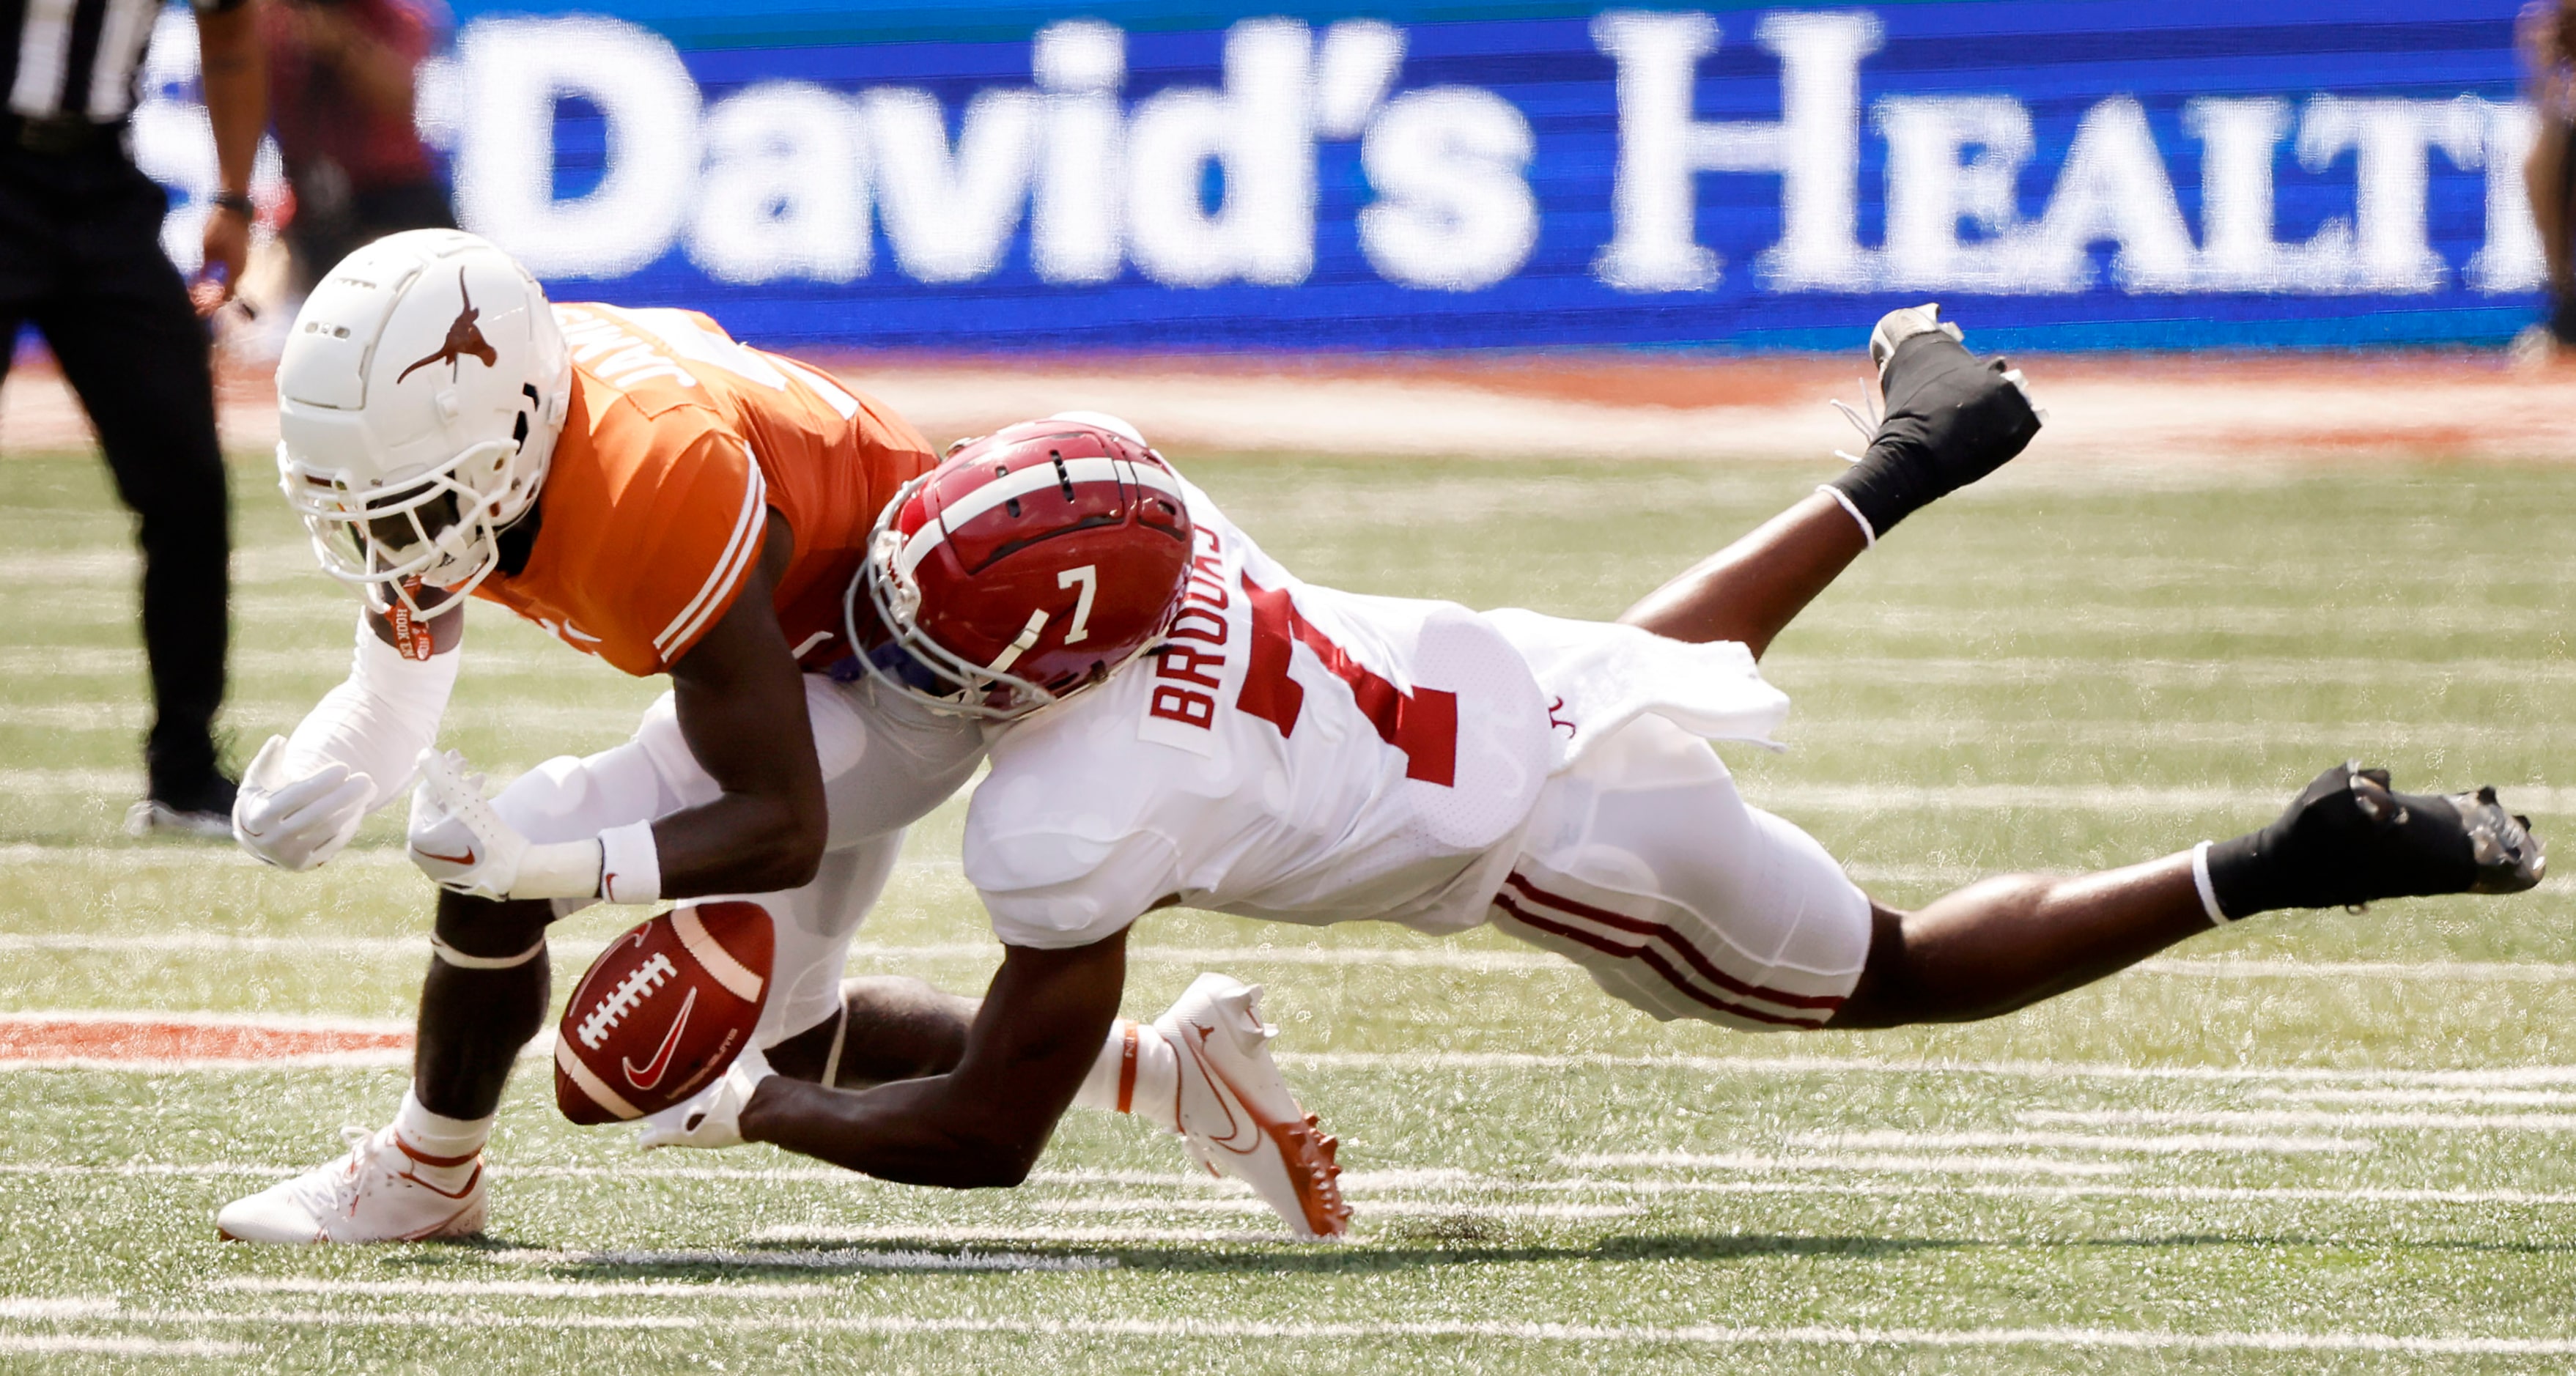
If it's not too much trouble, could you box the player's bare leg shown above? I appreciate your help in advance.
[1835,765,2544,1029]
[1607,308,2543,1029]
[215,892,550,1243]
[415,894,556,1117]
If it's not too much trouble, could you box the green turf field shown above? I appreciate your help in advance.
[1,448,2573,1372]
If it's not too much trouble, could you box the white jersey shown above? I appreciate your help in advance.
[967,482,1555,948]
[965,480,1800,951]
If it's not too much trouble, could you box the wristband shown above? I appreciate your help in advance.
[2189,840,2231,926]
[599,821,662,905]
[514,840,605,901]
[210,191,254,221]
[1817,484,1877,548]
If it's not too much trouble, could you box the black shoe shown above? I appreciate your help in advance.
[1826,304,2045,536]
[126,770,239,841]
[2206,762,2545,920]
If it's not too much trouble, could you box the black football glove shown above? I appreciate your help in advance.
[1828,305,2043,538]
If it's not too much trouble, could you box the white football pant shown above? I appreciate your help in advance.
[1487,712,1872,1032]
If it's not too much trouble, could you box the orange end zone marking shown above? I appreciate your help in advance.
[0,1020,412,1064]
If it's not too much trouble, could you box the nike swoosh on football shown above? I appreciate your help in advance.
[623,985,698,1091]
[413,844,477,867]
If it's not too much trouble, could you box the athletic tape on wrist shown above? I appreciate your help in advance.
[513,839,605,901]
[599,821,662,905]
[1817,484,1878,549]
[429,934,546,970]
[2190,840,2231,926]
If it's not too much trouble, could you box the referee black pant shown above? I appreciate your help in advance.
[0,138,229,797]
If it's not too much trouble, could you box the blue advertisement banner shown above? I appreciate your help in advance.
[141,0,2539,351]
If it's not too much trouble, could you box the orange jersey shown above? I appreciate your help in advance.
[473,303,935,677]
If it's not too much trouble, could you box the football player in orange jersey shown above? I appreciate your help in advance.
[213,232,1310,1243]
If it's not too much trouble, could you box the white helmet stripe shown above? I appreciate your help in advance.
[895,517,948,581]
[935,455,1126,532]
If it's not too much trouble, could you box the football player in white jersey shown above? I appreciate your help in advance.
[635,307,2542,1234]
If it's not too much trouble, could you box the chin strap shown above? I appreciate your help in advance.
[819,1005,848,1090]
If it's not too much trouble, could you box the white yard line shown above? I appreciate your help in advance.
[1774,655,2576,689]
[0,1009,409,1032]
[1778,1131,2373,1155]
[2136,958,2576,982]
[1034,1198,1636,1220]
[7,769,2575,815]
[1553,1151,2129,1177]
[0,844,417,871]
[213,1277,849,1300]
[56,1301,2576,1355]
[0,703,645,734]
[7,1160,2568,1214]
[2026,1108,2576,1132]
[0,1299,117,1320]
[10,928,2576,986]
[1283,1051,2576,1087]
[19,1029,2576,1086]
[0,1332,251,1357]
[2256,1088,2576,1106]
[742,1225,1301,1246]
[1754,781,2576,815]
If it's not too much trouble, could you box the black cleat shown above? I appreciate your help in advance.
[1828,304,2045,536]
[126,770,240,841]
[2207,762,2545,920]
[1867,303,2045,485]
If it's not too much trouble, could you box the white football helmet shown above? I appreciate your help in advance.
[275,230,571,618]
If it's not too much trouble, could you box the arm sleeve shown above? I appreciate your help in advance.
[281,613,461,813]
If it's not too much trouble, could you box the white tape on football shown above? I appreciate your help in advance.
[673,906,765,1004]
[553,1035,643,1121]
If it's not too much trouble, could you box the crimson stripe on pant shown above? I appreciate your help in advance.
[1489,892,1828,1029]
[1502,872,1845,1013]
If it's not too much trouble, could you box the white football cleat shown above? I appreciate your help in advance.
[1154,973,1351,1240]
[216,1125,485,1244]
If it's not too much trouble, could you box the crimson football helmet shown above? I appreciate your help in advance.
[846,415,1194,718]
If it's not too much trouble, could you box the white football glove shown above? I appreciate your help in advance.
[636,1044,775,1152]
[232,735,372,872]
[406,748,530,900]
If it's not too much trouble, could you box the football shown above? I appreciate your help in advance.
[553,900,774,1125]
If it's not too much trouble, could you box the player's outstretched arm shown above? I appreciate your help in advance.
[1620,306,2041,659]
[1618,491,1866,659]
[235,600,462,871]
[738,935,1129,1188]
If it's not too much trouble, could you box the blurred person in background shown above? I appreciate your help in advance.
[259,0,452,297]
[2523,0,2576,360]
[1,0,262,835]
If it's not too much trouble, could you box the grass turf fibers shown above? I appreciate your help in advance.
[0,450,2571,1372]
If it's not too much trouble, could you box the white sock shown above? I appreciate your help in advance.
[1070,1020,1180,1133]
[392,1087,492,1187]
